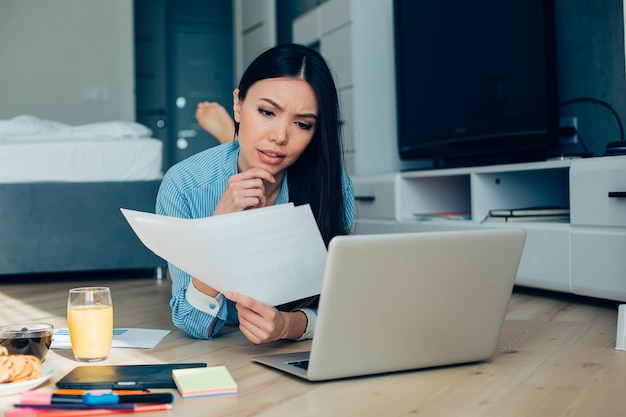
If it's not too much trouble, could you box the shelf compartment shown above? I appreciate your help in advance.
[398,174,470,220]
[471,168,570,221]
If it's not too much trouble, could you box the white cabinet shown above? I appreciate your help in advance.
[234,0,276,81]
[292,0,403,176]
[570,157,626,227]
[570,156,626,300]
[353,156,626,301]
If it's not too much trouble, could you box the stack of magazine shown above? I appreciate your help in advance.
[483,206,570,223]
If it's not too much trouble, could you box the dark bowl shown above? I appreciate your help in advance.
[0,323,53,362]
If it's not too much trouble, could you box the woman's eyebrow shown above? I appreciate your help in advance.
[260,97,318,120]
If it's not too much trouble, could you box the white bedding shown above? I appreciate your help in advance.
[0,115,163,183]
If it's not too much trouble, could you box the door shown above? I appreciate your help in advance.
[170,23,233,165]
[134,0,233,170]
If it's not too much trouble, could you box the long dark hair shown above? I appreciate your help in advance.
[235,44,349,246]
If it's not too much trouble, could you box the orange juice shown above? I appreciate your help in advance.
[68,304,113,361]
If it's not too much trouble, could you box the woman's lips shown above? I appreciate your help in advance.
[258,149,285,165]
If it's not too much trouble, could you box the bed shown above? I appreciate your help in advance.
[0,115,166,277]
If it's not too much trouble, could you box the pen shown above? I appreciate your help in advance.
[53,390,150,396]
[15,404,137,411]
[19,391,174,407]
[82,392,174,406]
[5,403,173,417]
[19,392,83,405]
[20,391,153,406]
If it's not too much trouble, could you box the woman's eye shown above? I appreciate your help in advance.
[296,121,313,131]
[258,108,274,117]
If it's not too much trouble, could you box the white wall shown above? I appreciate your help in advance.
[0,0,134,124]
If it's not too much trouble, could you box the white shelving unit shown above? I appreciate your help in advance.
[353,156,626,302]
[292,0,405,176]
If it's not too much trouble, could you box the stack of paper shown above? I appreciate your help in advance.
[121,204,328,306]
[51,328,171,349]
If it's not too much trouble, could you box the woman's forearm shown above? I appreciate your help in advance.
[192,277,220,297]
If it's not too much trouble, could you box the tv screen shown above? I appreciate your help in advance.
[394,0,560,167]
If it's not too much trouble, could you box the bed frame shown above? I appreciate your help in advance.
[0,180,166,277]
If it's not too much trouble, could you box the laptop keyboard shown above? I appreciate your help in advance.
[288,360,309,370]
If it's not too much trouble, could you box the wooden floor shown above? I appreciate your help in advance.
[0,272,625,416]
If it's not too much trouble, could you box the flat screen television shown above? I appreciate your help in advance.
[394,0,560,168]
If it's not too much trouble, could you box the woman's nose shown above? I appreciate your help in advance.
[270,121,289,144]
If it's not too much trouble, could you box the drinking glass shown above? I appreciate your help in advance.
[67,287,113,362]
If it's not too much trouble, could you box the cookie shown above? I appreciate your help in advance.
[0,362,12,383]
[6,355,26,382]
[0,353,43,383]
[23,355,42,379]
[8,356,30,382]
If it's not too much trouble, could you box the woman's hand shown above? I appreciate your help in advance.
[225,292,307,344]
[213,168,276,215]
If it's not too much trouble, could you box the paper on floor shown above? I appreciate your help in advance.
[52,328,171,349]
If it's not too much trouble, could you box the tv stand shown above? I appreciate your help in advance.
[352,155,626,302]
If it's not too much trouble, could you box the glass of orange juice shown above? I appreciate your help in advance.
[67,287,113,362]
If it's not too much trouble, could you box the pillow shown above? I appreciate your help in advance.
[0,116,153,140]
[0,115,69,138]
[68,121,153,138]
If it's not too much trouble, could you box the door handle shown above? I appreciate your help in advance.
[177,129,197,138]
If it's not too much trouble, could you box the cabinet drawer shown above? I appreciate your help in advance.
[320,0,351,35]
[292,8,319,46]
[570,156,626,227]
[321,25,352,89]
[514,226,571,293]
[240,0,265,30]
[352,174,398,220]
[571,227,626,301]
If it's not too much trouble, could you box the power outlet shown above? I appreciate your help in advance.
[83,86,110,103]
[559,116,578,145]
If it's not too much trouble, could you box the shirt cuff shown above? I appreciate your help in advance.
[294,308,316,341]
[185,283,223,317]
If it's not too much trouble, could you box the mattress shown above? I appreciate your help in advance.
[0,115,163,183]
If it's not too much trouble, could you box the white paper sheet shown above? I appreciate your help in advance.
[51,328,171,349]
[121,204,328,306]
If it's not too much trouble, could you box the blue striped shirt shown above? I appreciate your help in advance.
[156,140,355,339]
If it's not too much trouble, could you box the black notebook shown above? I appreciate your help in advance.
[56,363,207,390]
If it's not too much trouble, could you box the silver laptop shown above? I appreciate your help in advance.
[253,228,526,381]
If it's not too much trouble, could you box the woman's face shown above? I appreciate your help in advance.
[233,77,318,179]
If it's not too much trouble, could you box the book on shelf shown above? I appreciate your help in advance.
[483,214,570,223]
[412,211,472,221]
[488,206,570,217]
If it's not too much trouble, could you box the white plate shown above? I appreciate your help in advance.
[0,365,53,397]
